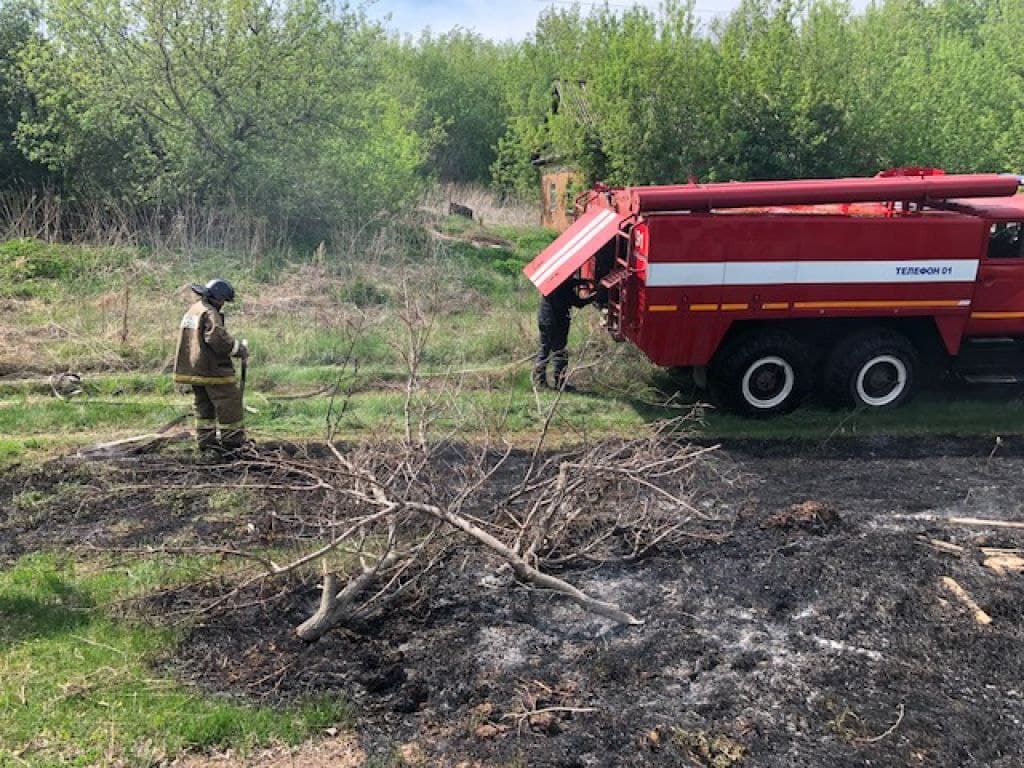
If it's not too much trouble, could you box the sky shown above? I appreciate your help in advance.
[367,0,756,42]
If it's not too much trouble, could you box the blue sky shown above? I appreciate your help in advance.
[367,0,757,41]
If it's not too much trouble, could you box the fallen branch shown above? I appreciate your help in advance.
[940,576,993,625]
[297,552,401,642]
[76,414,191,459]
[501,706,598,722]
[920,538,965,556]
[403,499,643,626]
[921,536,1024,561]
[77,430,191,460]
[946,517,1024,530]
[855,703,905,744]
[983,554,1024,576]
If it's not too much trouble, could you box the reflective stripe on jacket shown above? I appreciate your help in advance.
[173,300,239,384]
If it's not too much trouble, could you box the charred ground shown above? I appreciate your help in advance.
[1,437,1023,767]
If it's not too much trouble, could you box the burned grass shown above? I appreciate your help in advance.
[2,439,1024,766]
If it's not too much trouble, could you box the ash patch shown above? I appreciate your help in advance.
[5,438,1024,766]
[0,452,328,565]
[157,441,1024,767]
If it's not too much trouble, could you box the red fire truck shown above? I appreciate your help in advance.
[524,169,1024,415]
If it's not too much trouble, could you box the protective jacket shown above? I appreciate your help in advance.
[173,300,241,384]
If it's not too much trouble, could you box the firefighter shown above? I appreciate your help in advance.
[173,278,251,456]
[533,276,594,392]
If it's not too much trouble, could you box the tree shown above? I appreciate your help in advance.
[401,29,512,184]
[0,0,49,188]
[16,0,428,233]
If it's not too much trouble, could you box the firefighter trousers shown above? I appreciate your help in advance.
[534,321,570,387]
[192,383,245,449]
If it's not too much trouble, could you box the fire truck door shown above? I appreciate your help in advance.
[968,221,1024,336]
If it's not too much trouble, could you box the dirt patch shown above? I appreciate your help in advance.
[169,734,364,768]
[762,499,840,532]
[3,438,1024,767]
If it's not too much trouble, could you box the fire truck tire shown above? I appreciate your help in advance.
[709,332,811,416]
[823,329,918,409]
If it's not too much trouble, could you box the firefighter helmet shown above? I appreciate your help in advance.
[190,278,236,302]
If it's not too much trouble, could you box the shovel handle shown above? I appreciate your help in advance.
[240,339,248,396]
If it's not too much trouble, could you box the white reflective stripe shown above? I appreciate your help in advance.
[230,339,240,356]
[531,209,618,287]
[646,259,980,287]
[531,209,617,287]
[647,262,725,286]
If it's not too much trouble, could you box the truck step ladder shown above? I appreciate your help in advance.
[600,266,630,341]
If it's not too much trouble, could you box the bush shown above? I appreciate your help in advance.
[339,278,390,308]
[0,238,71,280]
[0,239,133,297]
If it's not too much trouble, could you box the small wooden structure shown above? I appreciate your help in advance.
[540,166,583,231]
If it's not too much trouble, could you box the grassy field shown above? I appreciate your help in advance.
[0,554,351,766]
[2,215,1024,467]
[2,214,1023,472]
[2,214,1024,765]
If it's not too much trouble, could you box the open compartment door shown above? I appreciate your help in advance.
[524,207,626,296]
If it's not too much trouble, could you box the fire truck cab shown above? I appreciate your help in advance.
[524,171,1024,415]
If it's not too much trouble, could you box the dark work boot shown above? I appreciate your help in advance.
[554,371,578,394]
[552,349,578,392]
[195,423,220,461]
[218,427,256,458]
[532,368,550,390]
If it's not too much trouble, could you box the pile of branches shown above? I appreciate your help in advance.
[109,418,733,640]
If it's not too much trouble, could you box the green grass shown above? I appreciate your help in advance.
[697,392,1024,439]
[3,377,1021,465]
[3,231,1024,460]
[0,239,134,299]
[0,397,184,436]
[0,554,352,766]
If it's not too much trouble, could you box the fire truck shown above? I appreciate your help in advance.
[524,169,1024,415]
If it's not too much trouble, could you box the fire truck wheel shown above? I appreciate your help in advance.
[710,332,811,416]
[824,329,919,409]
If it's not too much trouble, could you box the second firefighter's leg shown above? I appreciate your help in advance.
[192,386,218,451]
[534,325,553,388]
[206,383,246,452]
[550,322,571,389]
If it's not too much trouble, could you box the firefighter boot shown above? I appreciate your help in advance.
[554,372,578,393]
[533,343,552,389]
[552,350,577,392]
[195,417,220,459]
[532,366,551,389]
[219,424,256,458]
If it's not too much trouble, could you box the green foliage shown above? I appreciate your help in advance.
[400,30,513,183]
[496,0,1024,189]
[0,554,352,765]
[0,238,131,297]
[340,276,391,308]
[0,237,70,280]
[0,0,1022,222]
[15,0,428,235]
[0,0,50,186]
